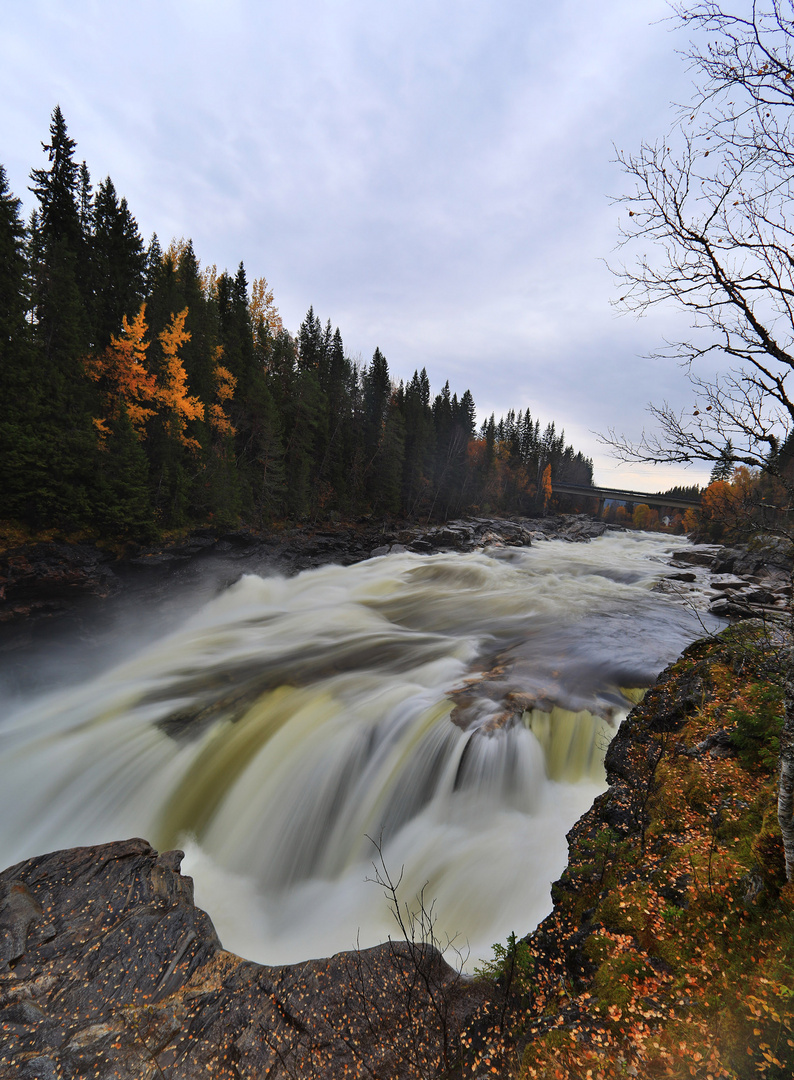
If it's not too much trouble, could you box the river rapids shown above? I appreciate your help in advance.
[0,531,721,969]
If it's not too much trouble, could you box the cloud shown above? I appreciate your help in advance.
[0,0,712,488]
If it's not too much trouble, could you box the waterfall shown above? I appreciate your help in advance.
[0,531,720,968]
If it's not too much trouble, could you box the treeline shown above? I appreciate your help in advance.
[0,107,593,542]
[690,463,794,542]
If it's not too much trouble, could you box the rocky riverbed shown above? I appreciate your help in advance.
[0,514,611,625]
[660,538,792,620]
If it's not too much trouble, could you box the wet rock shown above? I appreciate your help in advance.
[0,881,43,971]
[709,596,756,620]
[668,545,721,568]
[0,543,118,621]
[709,574,746,591]
[558,516,608,541]
[691,727,737,759]
[712,538,793,576]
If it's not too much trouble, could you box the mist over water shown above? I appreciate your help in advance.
[0,531,721,968]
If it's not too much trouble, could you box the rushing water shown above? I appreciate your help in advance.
[0,531,721,969]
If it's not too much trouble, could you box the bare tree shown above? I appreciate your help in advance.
[602,0,794,880]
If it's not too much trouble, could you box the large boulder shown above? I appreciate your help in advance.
[0,839,488,1079]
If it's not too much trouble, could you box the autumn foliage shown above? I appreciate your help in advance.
[155,307,204,450]
[85,303,157,440]
[541,464,552,511]
[86,303,206,452]
[463,625,794,1079]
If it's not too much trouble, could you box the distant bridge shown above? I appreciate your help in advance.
[552,482,701,515]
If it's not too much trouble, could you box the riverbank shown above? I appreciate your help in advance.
[1,620,791,1078]
[509,620,794,1078]
[0,513,612,622]
[0,514,609,699]
[1,527,792,1077]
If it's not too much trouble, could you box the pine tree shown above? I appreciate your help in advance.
[710,441,735,484]
[173,239,216,408]
[0,164,40,519]
[317,327,355,509]
[29,107,91,358]
[27,107,97,526]
[0,166,28,355]
[298,306,324,373]
[93,408,156,541]
[144,233,163,296]
[91,176,145,349]
[78,162,93,237]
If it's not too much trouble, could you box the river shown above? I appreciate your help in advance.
[0,530,721,970]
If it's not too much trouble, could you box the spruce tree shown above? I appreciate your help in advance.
[93,408,156,540]
[710,441,735,484]
[144,233,162,296]
[91,177,146,349]
[27,107,97,527]
[0,165,39,520]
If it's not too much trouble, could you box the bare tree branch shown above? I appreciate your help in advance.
[605,0,794,881]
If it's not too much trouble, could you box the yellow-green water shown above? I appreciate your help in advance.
[0,531,720,968]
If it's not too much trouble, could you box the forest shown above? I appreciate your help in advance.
[0,107,594,544]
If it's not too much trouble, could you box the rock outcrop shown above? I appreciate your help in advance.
[665,539,792,619]
[0,839,489,1079]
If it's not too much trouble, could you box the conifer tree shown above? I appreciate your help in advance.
[710,441,735,484]
[0,165,39,519]
[78,162,93,237]
[156,307,204,450]
[93,408,156,541]
[401,371,434,515]
[144,233,163,296]
[91,177,145,349]
[27,107,97,526]
[85,302,157,439]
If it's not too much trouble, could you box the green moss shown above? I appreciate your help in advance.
[593,950,656,1008]
[679,766,711,814]
[728,680,784,772]
[583,933,611,967]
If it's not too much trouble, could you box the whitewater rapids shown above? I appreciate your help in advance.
[0,530,720,969]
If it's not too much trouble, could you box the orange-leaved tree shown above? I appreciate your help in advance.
[84,302,158,443]
[249,276,283,339]
[541,463,552,511]
[697,466,763,542]
[632,503,659,531]
[208,345,237,438]
[156,308,204,451]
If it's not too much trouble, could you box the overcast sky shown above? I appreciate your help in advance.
[1,0,718,490]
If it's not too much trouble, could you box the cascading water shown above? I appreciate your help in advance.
[0,531,721,969]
